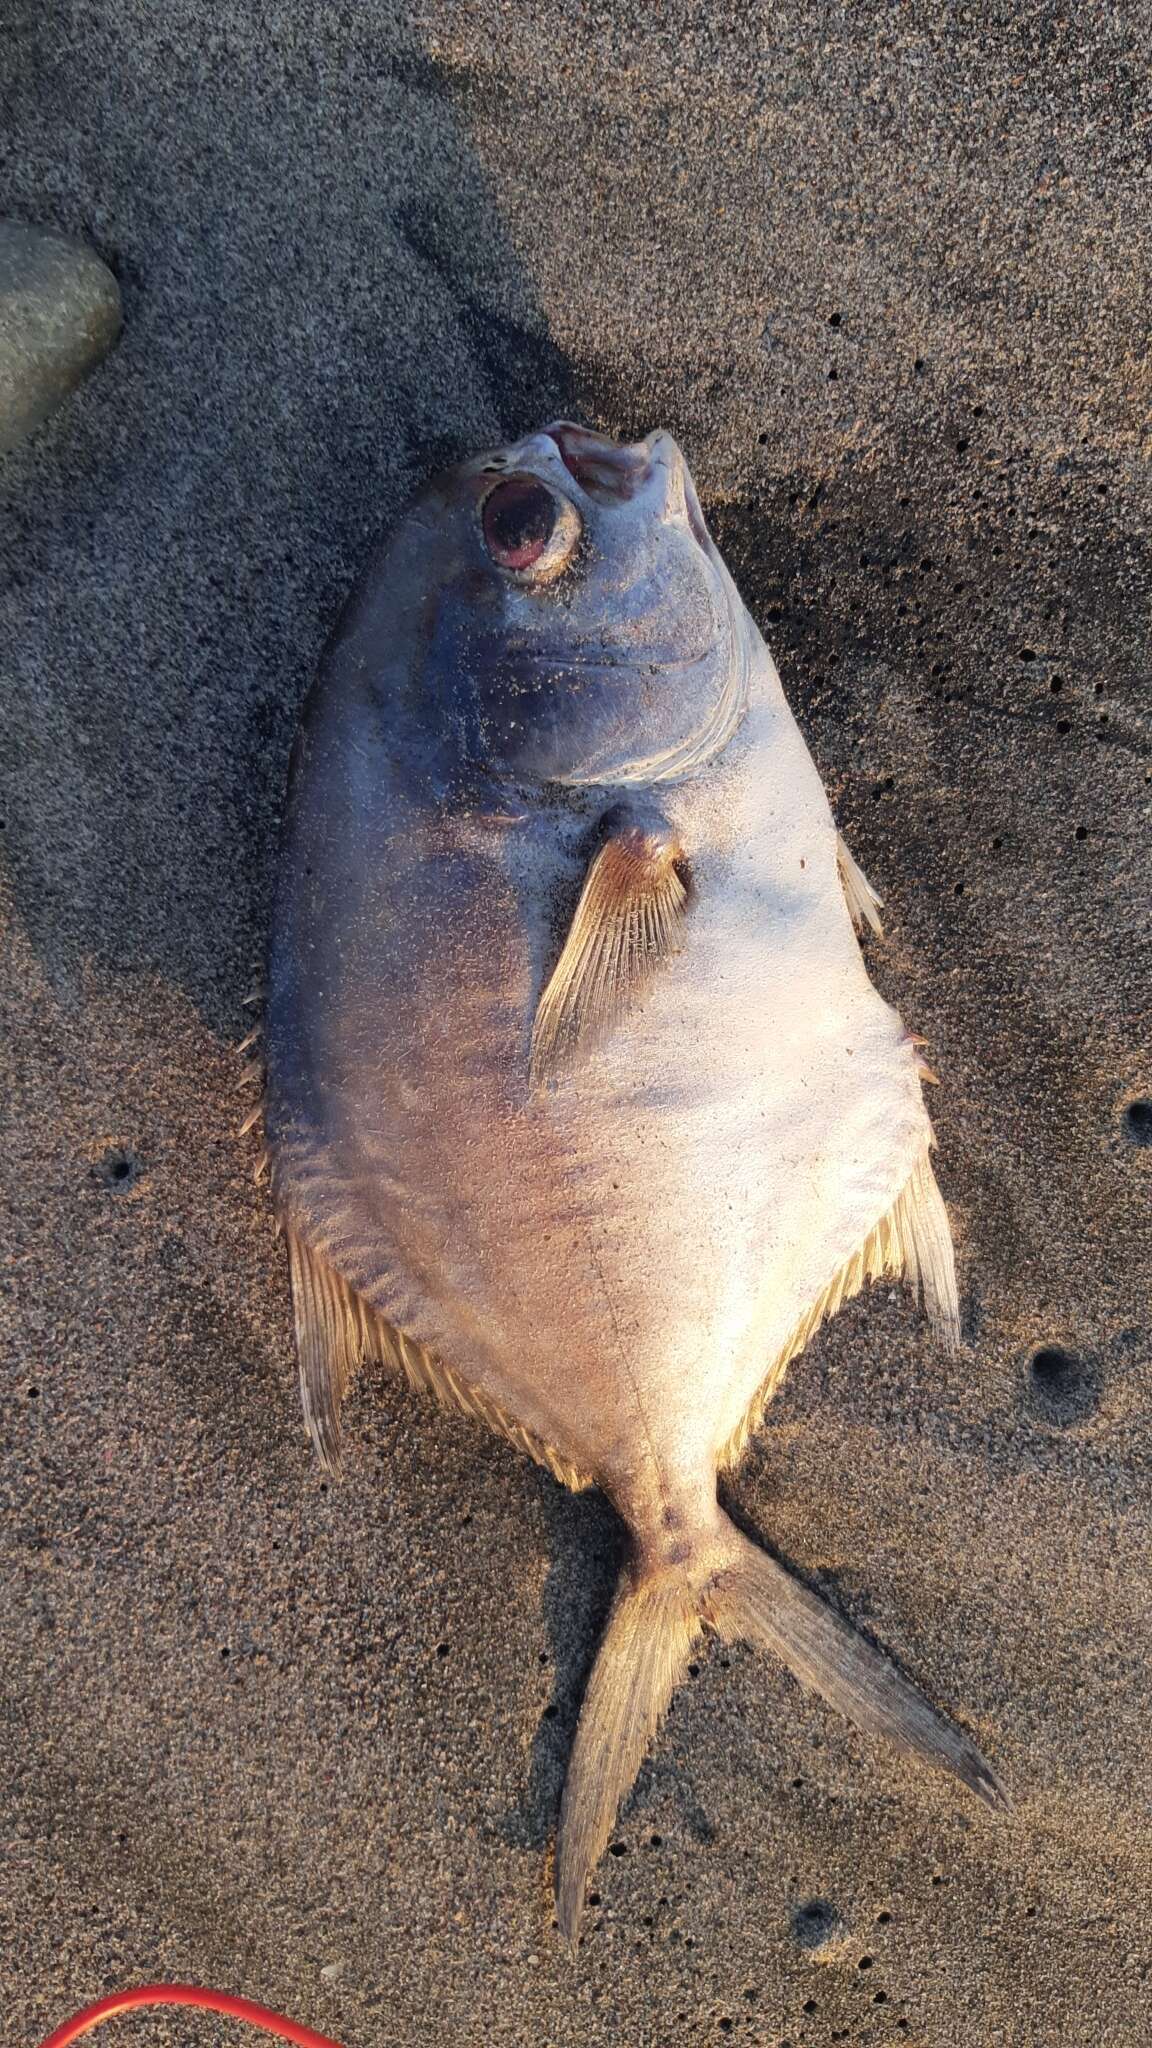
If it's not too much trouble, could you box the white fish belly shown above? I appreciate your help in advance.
[529,646,932,1487]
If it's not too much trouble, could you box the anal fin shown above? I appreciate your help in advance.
[285,1224,593,1491]
[287,1225,378,1475]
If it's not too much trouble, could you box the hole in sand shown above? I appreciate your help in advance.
[791,1899,840,1950]
[1123,1100,1152,1147]
[1026,1346,1100,1427]
[93,1147,140,1191]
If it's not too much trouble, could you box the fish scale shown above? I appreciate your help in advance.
[264,421,1006,1945]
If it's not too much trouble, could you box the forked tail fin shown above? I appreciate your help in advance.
[704,1527,1007,1807]
[556,1570,705,1943]
[555,1510,1006,1944]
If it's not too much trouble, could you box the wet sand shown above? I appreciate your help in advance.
[3,8,1150,2045]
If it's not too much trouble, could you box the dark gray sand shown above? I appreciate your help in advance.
[3,8,1150,2045]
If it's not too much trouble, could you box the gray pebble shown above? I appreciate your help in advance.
[0,220,121,455]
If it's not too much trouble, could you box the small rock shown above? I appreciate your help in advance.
[0,220,122,455]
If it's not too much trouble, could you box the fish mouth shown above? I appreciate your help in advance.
[545,422,657,503]
[478,423,705,545]
[545,423,703,547]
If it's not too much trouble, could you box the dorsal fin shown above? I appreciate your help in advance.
[836,832,885,936]
[531,818,689,1083]
[720,1149,960,1472]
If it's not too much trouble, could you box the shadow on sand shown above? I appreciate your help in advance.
[0,7,685,1877]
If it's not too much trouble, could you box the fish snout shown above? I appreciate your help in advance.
[542,421,689,522]
[482,423,700,538]
[546,421,653,501]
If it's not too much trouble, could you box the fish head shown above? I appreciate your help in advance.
[393,423,751,788]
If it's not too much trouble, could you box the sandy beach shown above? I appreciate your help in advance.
[3,7,1150,2044]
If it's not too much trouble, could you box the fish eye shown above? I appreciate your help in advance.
[480,475,581,582]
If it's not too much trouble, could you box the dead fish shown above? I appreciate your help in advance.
[265,422,1006,1942]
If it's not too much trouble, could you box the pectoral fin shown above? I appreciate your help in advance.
[531,821,689,1082]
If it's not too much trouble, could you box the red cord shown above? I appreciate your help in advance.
[34,1984,346,2048]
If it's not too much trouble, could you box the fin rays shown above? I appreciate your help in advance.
[556,1570,703,1944]
[285,1226,593,1491]
[722,1150,960,1470]
[531,825,688,1082]
[705,1539,1006,1814]
[557,1512,1006,1940]
[836,833,885,936]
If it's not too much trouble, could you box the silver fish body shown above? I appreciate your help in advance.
[265,424,1005,1940]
